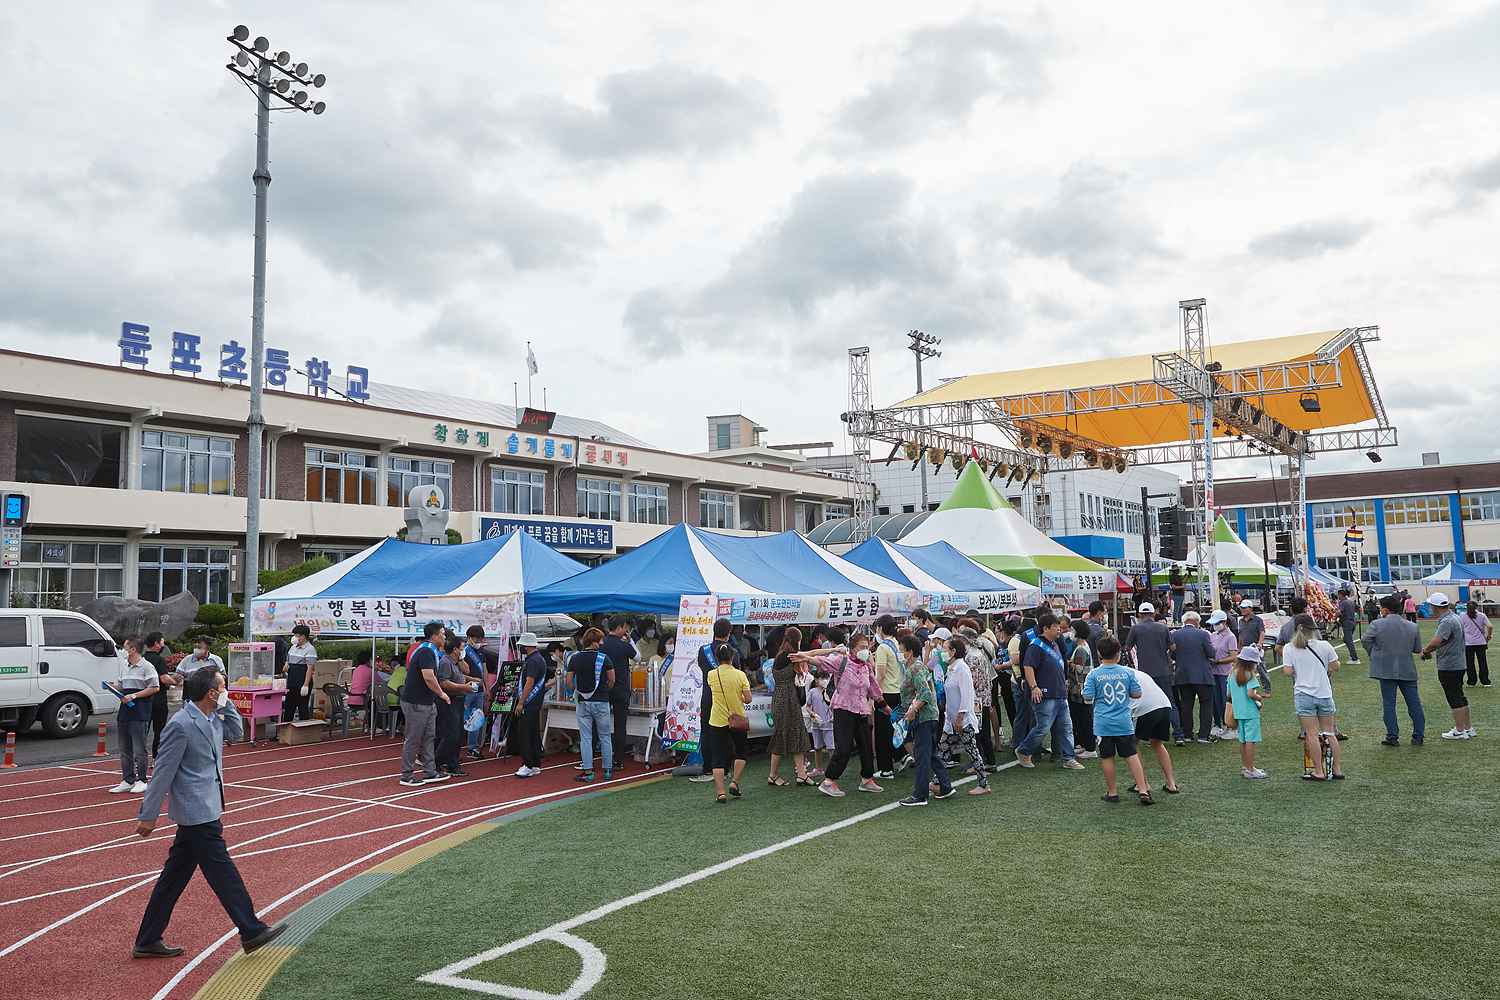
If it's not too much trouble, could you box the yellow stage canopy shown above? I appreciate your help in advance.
[892,330,1379,450]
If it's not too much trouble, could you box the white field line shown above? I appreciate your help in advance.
[51,768,668,1000]
[421,764,1015,999]
[0,733,384,784]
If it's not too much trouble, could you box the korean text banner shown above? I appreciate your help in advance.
[661,594,716,753]
[714,591,920,626]
[251,594,521,638]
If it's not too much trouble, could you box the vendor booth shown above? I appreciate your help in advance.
[842,536,1041,613]
[898,462,1115,602]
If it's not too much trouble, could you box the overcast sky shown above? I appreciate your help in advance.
[2,1,1497,480]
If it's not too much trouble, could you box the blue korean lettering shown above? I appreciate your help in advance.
[506,433,520,455]
[345,365,371,402]
[170,332,202,375]
[218,341,249,382]
[265,348,290,387]
[119,322,151,366]
[544,438,556,458]
[305,357,331,395]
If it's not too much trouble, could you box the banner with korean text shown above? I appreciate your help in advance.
[661,594,716,753]
[251,593,522,639]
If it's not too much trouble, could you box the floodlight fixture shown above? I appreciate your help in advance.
[295,62,309,76]
[293,90,307,105]
[989,461,1005,482]
[253,35,269,52]
[312,101,326,115]
[232,25,250,41]
[312,73,327,88]
[1022,466,1037,486]
[1367,451,1382,463]
[275,78,290,94]
[276,50,290,66]
[1299,392,1321,413]
[1205,361,1223,373]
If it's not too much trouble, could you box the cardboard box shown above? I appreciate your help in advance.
[311,659,351,717]
[278,720,327,746]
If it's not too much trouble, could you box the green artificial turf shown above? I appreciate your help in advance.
[265,628,1497,1000]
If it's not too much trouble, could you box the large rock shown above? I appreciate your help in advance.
[82,592,200,641]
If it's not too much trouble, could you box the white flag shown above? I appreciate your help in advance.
[526,343,539,376]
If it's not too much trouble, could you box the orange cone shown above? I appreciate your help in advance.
[94,722,109,758]
[2,731,15,768]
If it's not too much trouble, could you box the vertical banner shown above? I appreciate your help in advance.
[661,594,716,752]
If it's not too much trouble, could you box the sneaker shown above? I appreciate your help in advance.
[602,771,613,780]
[1466,728,1478,738]
[109,781,134,793]
[818,780,845,798]
[687,773,715,783]
[399,777,424,787]
[933,787,957,800]
[424,772,451,783]
[1059,759,1085,771]
[895,754,914,774]
[1016,754,1035,769]
[574,762,588,770]
[1380,736,1400,747]
[575,771,594,783]
[897,796,928,807]
[1440,728,1470,741]
[1252,768,1269,779]
[1076,749,1099,760]
[1174,738,1186,747]
[1411,736,1424,746]
[1242,767,1270,780]
[446,768,469,778]
[874,770,896,780]
[1195,738,1214,745]
[466,749,483,760]
[130,781,148,793]
[858,780,883,793]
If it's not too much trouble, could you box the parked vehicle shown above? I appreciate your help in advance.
[0,609,123,737]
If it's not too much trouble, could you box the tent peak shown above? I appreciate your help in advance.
[937,462,1013,513]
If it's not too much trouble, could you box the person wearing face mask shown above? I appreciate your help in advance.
[794,632,885,798]
[1207,610,1240,740]
[766,627,813,787]
[283,624,318,723]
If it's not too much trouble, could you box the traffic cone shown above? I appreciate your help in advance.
[2,731,16,768]
[94,722,109,758]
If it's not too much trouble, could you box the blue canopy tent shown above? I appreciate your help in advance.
[843,537,1041,612]
[1421,561,1499,586]
[1290,562,1352,593]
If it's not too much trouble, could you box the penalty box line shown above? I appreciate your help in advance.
[420,764,1014,998]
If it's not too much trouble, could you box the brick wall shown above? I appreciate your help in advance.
[557,467,578,517]
[668,481,684,524]
[684,484,700,526]
[452,456,477,513]
[275,435,309,500]
[0,401,15,480]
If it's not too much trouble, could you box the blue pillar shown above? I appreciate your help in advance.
[1236,508,1248,540]
[1304,502,1316,564]
[1449,493,1468,603]
[1373,498,1390,583]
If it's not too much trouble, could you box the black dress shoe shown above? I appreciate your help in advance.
[132,941,185,959]
[242,922,287,954]
[447,768,469,777]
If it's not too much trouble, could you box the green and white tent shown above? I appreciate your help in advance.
[900,462,1115,595]
[1152,514,1293,586]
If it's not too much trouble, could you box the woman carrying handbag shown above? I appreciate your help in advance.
[706,643,752,804]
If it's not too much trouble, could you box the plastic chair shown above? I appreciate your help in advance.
[321,683,351,737]
[372,682,401,737]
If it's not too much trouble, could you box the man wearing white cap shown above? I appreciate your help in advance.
[1421,594,1475,740]
[1236,600,1266,670]
[1121,603,1183,744]
[512,633,549,775]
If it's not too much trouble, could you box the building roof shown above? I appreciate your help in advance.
[890,330,1381,449]
[807,510,932,546]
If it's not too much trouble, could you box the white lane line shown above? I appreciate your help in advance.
[226,783,447,816]
[420,764,1012,998]
[146,769,667,1000]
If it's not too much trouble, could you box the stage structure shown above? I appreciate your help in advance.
[842,299,1398,611]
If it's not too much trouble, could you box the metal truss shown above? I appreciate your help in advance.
[1120,426,1398,466]
[846,347,875,543]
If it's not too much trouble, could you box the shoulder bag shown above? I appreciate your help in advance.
[714,669,749,732]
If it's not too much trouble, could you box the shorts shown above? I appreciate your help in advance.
[1237,717,1262,744]
[1097,734,1138,759]
[1293,693,1337,718]
[1439,671,1468,710]
[1135,706,1172,743]
[811,727,834,750]
[706,723,747,764]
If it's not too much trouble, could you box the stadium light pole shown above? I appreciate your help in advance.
[907,329,941,510]
[225,25,328,639]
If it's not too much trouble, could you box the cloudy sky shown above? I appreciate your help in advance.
[2,1,1497,479]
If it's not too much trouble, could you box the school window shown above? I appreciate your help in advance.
[1242,503,1296,533]
[577,477,622,521]
[714,422,731,450]
[628,482,668,525]
[1465,549,1500,564]
[739,495,770,532]
[137,545,233,605]
[825,503,852,520]
[1316,554,1381,583]
[14,414,124,489]
[1386,551,1449,581]
[302,547,364,564]
[794,501,822,533]
[141,430,234,496]
[490,467,546,515]
[1125,501,1144,536]
[6,541,125,610]
[305,448,378,505]
[1103,496,1125,533]
[1309,500,1374,530]
[699,489,735,529]
[387,456,453,509]
[1383,495,1449,526]
[1460,490,1500,522]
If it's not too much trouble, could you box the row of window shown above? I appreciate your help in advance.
[7,542,232,610]
[1234,491,1500,531]
[1076,494,1145,536]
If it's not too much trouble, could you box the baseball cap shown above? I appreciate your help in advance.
[1427,592,1451,607]
[932,627,953,641]
[1239,599,1257,609]
[1236,645,1264,664]
[1137,602,1155,615]
[515,632,540,648]
[1208,610,1228,625]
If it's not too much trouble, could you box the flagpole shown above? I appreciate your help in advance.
[527,340,533,407]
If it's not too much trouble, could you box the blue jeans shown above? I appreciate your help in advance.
[576,700,614,774]
[1018,697,1076,762]
[118,716,150,784]
[1012,682,1035,747]
[464,690,484,751]
[1211,675,1229,729]
[910,719,950,801]
[1379,678,1425,741]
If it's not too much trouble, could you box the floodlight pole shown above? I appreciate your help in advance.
[242,67,271,641]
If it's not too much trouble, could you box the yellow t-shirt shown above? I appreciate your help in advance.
[706,666,750,727]
[874,639,903,695]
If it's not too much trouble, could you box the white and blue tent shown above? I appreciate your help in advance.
[251,531,587,636]
[526,524,918,620]
[843,537,1041,613]
[1290,562,1352,592]
[1421,561,1498,586]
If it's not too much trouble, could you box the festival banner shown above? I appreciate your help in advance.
[1039,571,1115,599]
[712,590,921,626]
[250,593,522,639]
[661,594,717,752]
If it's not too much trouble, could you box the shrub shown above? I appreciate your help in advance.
[196,603,241,627]
[259,556,333,594]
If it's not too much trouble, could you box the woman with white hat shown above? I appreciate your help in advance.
[1207,610,1240,740]
[1420,593,1475,740]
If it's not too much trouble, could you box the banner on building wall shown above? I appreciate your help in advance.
[250,593,522,638]
[661,594,717,753]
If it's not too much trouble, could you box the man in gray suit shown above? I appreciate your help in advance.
[1365,594,1425,745]
[1121,603,1182,744]
[1170,611,1218,744]
[132,668,286,959]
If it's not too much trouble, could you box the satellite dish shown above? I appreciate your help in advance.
[275,79,289,94]
[231,25,249,42]
[295,62,308,76]
[253,36,269,52]
[312,101,326,115]
[234,52,250,67]
[312,73,326,88]
[276,50,290,67]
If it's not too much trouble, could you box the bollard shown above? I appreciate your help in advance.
[2,730,15,768]
[94,721,109,758]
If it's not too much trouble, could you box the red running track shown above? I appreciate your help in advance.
[0,734,667,999]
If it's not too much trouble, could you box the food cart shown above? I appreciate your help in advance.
[226,642,285,744]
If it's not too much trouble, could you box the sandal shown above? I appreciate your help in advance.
[795,776,815,786]
[1138,790,1154,806]
[1101,794,1120,803]
[716,793,727,804]
[767,776,789,787]
[1331,772,1346,780]
[1302,773,1327,781]
[728,782,742,798]
[1164,785,1182,794]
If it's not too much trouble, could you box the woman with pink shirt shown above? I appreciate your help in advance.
[793,632,887,798]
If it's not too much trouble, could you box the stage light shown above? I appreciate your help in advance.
[1084,449,1097,467]
[1367,450,1382,463]
[989,461,1006,482]
[1300,392,1321,413]
[1036,434,1052,455]
[1019,430,1034,450]
[928,447,946,467]
[1058,441,1073,460]
[902,441,920,462]
[1205,361,1223,373]
[1022,466,1037,486]
[951,453,967,472]
[1115,454,1127,473]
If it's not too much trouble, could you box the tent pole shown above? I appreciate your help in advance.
[369,635,377,741]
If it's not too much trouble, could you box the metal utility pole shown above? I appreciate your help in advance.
[225,25,327,639]
[846,347,874,543]
[907,330,941,510]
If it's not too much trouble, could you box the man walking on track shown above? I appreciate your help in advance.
[132,668,286,959]
[1337,589,1361,664]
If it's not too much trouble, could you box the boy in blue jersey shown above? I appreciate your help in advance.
[1082,633,1152,805]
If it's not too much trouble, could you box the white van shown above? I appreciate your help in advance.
[0,609,124,738]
